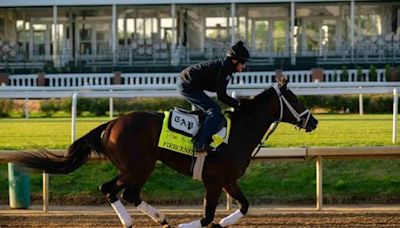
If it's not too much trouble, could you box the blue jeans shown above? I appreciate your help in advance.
[177,78,223,149]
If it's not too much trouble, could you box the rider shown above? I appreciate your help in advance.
[177,40,250,153]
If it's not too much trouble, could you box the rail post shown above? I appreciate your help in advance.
[316,156,323,210]
[109,89,114,119]
[43,173,49,212]
[393,88,398,144]
[71,92,78,142]
[24,98,30,119]
[359,90,363,115]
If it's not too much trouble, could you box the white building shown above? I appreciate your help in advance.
[0,0,399,73]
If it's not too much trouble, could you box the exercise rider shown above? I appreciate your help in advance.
[177,40,250,153]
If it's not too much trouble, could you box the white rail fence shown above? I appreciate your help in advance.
[1,146,400,212]
[1,84,400,143]
[6,69,387,88]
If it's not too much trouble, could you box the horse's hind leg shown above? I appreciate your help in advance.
[100,174,133,228]
[100,174,125,203]
[123,183,170,227]
[215,181,248,227]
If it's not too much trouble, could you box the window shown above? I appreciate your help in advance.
[355,15,382,36]
[205,17,228,41]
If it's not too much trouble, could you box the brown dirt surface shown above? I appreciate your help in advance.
[1,212,400,227]
[1,205,400,227]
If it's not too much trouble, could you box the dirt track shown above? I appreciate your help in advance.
[1,213,400,227]
[1,205,400,227]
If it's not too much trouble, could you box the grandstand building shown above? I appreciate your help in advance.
[0,0,399,73]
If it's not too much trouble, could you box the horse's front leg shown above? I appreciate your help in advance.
[215,181,249,227]
[178,184,223,228]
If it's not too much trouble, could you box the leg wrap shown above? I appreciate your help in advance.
[178,219,202,228]
[137,201,166,224]
[218,209,244,227]
[111,200,133,228]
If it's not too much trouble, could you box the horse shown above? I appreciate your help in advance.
[6,76,318,228]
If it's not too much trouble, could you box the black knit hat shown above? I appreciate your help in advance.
[226,41,250,62]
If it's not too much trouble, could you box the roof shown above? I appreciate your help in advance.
[0,0,363,8]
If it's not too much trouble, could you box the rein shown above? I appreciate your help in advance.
[251,121,279,159]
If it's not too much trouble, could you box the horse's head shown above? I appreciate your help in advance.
[234,76,318,132]
[273,76,318,132]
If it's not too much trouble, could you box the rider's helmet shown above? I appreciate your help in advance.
[226,40,250,63]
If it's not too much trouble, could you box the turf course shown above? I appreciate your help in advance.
[0,114,399,204]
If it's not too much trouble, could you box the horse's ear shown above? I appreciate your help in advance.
[276,75,289,90]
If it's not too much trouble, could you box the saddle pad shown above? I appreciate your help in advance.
[158,111,231,156]
[169,109,200,137]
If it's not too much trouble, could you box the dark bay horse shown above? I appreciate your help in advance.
[7,77,317,228]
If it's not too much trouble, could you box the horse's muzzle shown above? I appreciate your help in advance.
[304,117,318,132]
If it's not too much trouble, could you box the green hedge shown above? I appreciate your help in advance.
[0,99,14,117]
[299,94,394,113]
[40,97,192,116]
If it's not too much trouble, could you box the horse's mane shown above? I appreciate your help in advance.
[253,86,274,102]
[229,87,274,119]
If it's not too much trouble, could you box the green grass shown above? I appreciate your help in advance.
[1,114,400,205]
[268,114,398,147]
[0,117,106,150]
[0,114,399,150]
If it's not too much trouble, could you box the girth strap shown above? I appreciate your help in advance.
[192,153,206,181]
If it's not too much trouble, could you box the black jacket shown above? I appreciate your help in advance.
[180,57,239,109]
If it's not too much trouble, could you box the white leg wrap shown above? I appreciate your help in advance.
[111,200,133,228]
[137,201,166,223]
[178,219,202,228]
[219,209,244,227]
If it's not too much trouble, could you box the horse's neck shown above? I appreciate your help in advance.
[231,109,275,163]
[245,96,277,141]
[229,90,278,164]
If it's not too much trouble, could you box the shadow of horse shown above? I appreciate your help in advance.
[6,76,318,228]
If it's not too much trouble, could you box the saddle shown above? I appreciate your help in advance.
[158,108,230,156]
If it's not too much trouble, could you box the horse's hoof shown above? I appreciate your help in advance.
[209,223,222,228]
[161,219,172,228]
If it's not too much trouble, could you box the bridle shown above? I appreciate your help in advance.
[251,85,312,159]
[272,84,311,129]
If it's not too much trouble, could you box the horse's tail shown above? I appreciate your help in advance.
[9,121,110,174]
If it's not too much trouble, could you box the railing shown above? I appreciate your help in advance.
[257,146,400,210]
[317,45,400,65]
[47,73,114,87]
[5,69,387,88]
[1,146,400,211]
[0,42,399,70]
